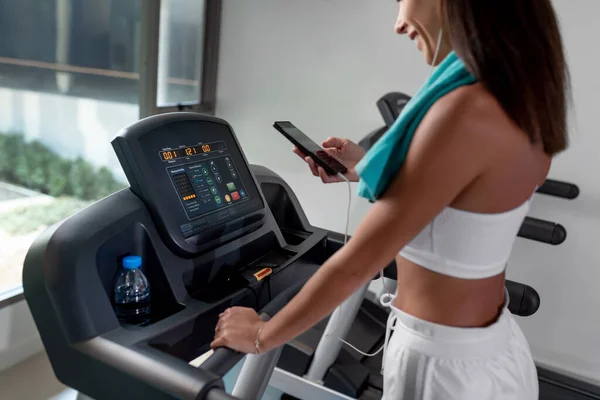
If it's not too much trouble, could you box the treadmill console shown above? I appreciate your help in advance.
[112,113,266,256]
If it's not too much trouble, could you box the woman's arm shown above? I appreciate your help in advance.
[211,87,501,354]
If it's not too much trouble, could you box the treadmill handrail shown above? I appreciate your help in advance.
[75,337,223,400]
[376,92,412,127]
[518,217,566,245]
[536,179,579,199]
[202,281,306,376]
[206,389,238,400]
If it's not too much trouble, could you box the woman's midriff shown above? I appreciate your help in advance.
[392,255,507,328]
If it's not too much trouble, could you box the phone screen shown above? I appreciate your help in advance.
[276,122,322,152]
[273,121,347,175]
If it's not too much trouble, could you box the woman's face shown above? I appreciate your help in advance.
[395,0,451,65]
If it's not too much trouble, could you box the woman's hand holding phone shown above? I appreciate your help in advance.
[293,137,365,183]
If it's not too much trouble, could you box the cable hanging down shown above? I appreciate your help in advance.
[328,173,392,358]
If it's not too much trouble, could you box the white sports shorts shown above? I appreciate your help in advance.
[381,291,538,400]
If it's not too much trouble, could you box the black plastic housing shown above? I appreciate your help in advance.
[22,165,335,400]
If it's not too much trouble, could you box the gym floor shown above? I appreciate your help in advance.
[0,352,70,399]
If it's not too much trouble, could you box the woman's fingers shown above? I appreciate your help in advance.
[318,166,341,183]
[306,157,320,177]
[294,145,344,183]
[292,146,307,160]
[294,146,321,177]
[322,137,345,150]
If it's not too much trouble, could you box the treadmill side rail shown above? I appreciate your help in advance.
[75,337,223,400]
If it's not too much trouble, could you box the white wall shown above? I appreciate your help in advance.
[216,0,600,384]
[216,0,428,234]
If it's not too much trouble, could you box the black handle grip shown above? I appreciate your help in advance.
[518,217,567,245]
[536,179,579,199]
[358,126,387,152]
[201,347,244,377]
[205,388,238,400]
[505,280,541,317]
[376,92,412,127]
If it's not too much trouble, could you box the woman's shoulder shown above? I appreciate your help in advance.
[423,83,551,192]
[424,83,532,154]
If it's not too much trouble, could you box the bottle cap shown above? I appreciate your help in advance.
[122,255,142,270]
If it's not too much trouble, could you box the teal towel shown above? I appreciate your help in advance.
[355,51,477,201]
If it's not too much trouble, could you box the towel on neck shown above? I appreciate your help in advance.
[355,51,477,202]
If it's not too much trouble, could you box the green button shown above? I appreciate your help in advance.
[227,182,236,191]
[206,177,213,185]
[215,196,222,204]
[210,186,217,194]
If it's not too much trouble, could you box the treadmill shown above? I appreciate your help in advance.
[22,111,593,400]
[22,112,375,399]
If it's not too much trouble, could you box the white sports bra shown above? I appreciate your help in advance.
[399,196,533,279]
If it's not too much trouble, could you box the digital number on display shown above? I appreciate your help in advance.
[160,141,226,161]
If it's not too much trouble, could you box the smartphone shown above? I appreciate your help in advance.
[273,121,348,176]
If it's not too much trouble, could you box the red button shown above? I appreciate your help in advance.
[231,191,240,200]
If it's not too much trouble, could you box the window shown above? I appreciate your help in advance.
[0,0,221,304]
[157,0,206,107]
[0,0,141,300]
[153,0,220,116]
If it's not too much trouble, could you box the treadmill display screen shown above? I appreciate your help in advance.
[138,120,263,240]
[167,155,252,237]
[112,115,265,255]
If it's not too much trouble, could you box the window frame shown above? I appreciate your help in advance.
[0,0,222,308]
[0,288,25,309]
[139,0,222,118]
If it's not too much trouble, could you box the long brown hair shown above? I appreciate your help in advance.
[441,0,571,155]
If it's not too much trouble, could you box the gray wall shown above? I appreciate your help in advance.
[215,0,600,384]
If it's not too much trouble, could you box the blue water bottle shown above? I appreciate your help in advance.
[114,255,151,326]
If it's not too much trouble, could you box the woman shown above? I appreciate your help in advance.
[211,0,570,398]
